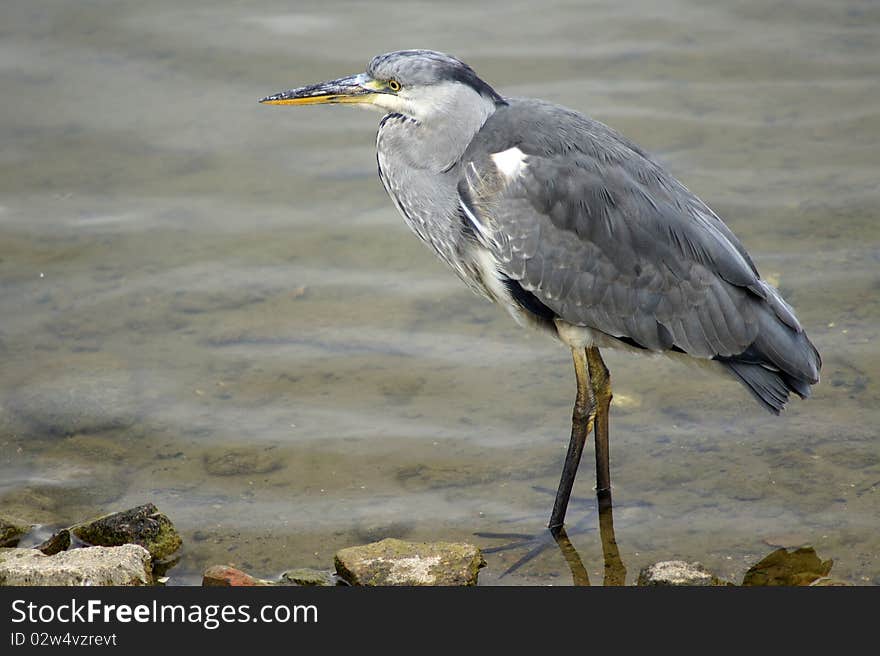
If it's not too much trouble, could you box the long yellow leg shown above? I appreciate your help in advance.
[549,347,596,530]
[587,346,612,503]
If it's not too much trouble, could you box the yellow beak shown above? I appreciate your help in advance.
[259,73,380,106]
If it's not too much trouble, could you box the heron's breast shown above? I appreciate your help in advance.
[376,118,463,261]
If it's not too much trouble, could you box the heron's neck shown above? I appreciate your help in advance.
[382,94,497,173]
[375,94,498,282]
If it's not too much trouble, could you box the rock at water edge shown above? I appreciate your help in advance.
[72,503,182,560]
[335,538,485,586]
[637,560,728,586]
[0,545,151,586]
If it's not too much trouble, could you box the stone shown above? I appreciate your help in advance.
[71,503,182,560]
[637,561,728,586]
[351,521,414,545]
[203,448,283,476]
[280,568,338,586]
[335,538,485,586]
[0,545,151,586]
[35,529,72,555]
[7,357,139,436]
[202,565,271,587]
[742,547,833,586]
[0,474,128,519]
[0,516,32,547]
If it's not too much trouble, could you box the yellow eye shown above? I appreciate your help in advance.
[388,79,401,92]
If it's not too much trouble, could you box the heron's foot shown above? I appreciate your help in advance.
[475,511,596,578]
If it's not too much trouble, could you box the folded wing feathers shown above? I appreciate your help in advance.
[457,109,820,410]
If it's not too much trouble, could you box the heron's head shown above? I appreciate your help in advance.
[260,50,506,124]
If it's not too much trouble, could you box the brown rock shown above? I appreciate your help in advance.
[742,547,833,586]
[35,529,71,555]
[202,565,271,587]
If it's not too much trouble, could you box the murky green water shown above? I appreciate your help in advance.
[1,0,878,585]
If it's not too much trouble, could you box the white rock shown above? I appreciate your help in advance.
[637,560,726,586]
[335,538,485,586]
[0,545,152,586]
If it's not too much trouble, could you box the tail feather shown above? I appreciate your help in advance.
[717,304,821,413]
[724,361,811,414]
[753,310,821,384]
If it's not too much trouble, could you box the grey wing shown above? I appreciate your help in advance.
[458,144,820,411]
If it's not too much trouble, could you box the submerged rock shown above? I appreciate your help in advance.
[71,503,182,560]
[0,545,151,586]
[280,568,339,587]
[637,560,728,586]
[335,538,485,586]
[7,357,139,436]
[0,516,32,547]
[203,448,284,476]
[202,565,271,587]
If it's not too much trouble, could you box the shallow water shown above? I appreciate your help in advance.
[1,0,878,585]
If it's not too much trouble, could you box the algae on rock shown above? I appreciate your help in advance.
[280,568,338,587]
[71,503,182,560]
[0,516,32,547]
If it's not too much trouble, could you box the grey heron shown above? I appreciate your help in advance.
[260,50,821,531]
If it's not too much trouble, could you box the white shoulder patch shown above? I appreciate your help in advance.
[490,147,526,181]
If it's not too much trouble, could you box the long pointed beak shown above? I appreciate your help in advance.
[259,73,378,106]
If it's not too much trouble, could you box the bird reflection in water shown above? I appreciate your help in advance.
[478,492,627,586]
[480,496,840,586]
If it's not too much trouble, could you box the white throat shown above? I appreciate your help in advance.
[374,82,498,172]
